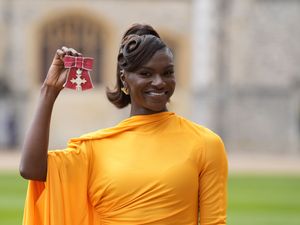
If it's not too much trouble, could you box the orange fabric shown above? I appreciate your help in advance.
[23,112,228,225]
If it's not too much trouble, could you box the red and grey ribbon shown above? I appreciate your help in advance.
[64,56,94,91]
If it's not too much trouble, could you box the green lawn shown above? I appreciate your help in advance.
[0,172,27,225]
[228,175,300,225]
[0,173,300,225]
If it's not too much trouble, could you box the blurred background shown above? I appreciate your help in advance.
[0,0,299,225]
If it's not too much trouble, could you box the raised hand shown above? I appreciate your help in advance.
[20,47,81,181]
[43,46,82,93]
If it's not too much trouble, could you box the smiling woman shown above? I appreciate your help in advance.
[20,23,228,225]
[121,45,175,115]
[106,24,174,110]
[123,47,175,115]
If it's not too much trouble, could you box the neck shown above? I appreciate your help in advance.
[130,108,168,117]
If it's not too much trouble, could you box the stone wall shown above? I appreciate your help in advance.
[0,0,192,149]
[0,0,299,155]
[192,0,300,153]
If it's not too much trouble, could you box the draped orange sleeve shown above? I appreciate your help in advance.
[22,112,228,225]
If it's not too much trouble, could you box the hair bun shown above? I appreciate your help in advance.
[122,34,143,54]
[118,34,144,68]
[117,33,165,71]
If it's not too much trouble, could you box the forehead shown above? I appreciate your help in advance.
[142,48,174,69]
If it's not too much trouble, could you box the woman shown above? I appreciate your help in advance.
[20,24,228,225]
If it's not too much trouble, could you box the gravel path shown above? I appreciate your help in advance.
[1,150,300,174]
[228,152,300,174]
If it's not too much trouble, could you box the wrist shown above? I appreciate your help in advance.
[40,84,61,102]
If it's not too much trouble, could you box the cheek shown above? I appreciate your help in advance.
[172,79,176,86]
[169,79,176,89]
[127,81,146,97]
[168,80,176,96]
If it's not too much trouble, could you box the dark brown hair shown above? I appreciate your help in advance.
[106,24,167,108]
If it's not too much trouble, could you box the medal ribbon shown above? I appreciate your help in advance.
[63,56,94,91]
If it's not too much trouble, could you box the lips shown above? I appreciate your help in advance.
[145,90,168,96]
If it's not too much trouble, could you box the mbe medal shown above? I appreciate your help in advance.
[63,56,94,91]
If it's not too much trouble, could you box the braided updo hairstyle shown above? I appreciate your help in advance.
[106,24,168,108]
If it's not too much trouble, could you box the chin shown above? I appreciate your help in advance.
[146,104,168,113]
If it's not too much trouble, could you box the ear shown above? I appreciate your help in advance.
[120,70,127,87]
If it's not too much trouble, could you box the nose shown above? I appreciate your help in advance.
[151,74,165,88]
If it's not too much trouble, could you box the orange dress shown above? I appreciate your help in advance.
[23,112,228,225]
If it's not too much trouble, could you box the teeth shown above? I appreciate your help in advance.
[148,92,165,96]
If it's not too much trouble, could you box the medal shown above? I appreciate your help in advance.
[63,56,94,91]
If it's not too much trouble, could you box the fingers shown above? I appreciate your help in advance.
[56,46,82,60]
[56,49,65,61]
[61,46,82,56]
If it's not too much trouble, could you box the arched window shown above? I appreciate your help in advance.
[40,16,103,85]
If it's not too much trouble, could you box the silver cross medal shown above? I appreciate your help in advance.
[71,69,87,91]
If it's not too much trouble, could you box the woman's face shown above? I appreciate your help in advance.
[123,48,176,116]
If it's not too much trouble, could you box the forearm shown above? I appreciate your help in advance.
[19,85,59,181]
[20,47,80,181]
[198,134,228,225]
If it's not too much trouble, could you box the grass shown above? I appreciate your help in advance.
[0,172,27,225]
[228,175,300,225]
[0,173,300,225]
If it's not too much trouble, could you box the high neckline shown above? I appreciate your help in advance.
[119,111,175,125]
[69,112,175,144]
[129,111,174,119]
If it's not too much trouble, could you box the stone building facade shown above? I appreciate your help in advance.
[0,0,299,155]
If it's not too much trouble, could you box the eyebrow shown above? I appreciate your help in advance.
[139,65,174,70]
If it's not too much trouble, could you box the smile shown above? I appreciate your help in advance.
[146,91,167,96]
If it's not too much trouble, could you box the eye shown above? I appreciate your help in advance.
[139,71,152,77]
[164,70,174,77]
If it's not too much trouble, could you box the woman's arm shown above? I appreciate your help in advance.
[19,47,81,181]
[198,133,228,225]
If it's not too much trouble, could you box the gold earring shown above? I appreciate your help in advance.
[121,87,129,95]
